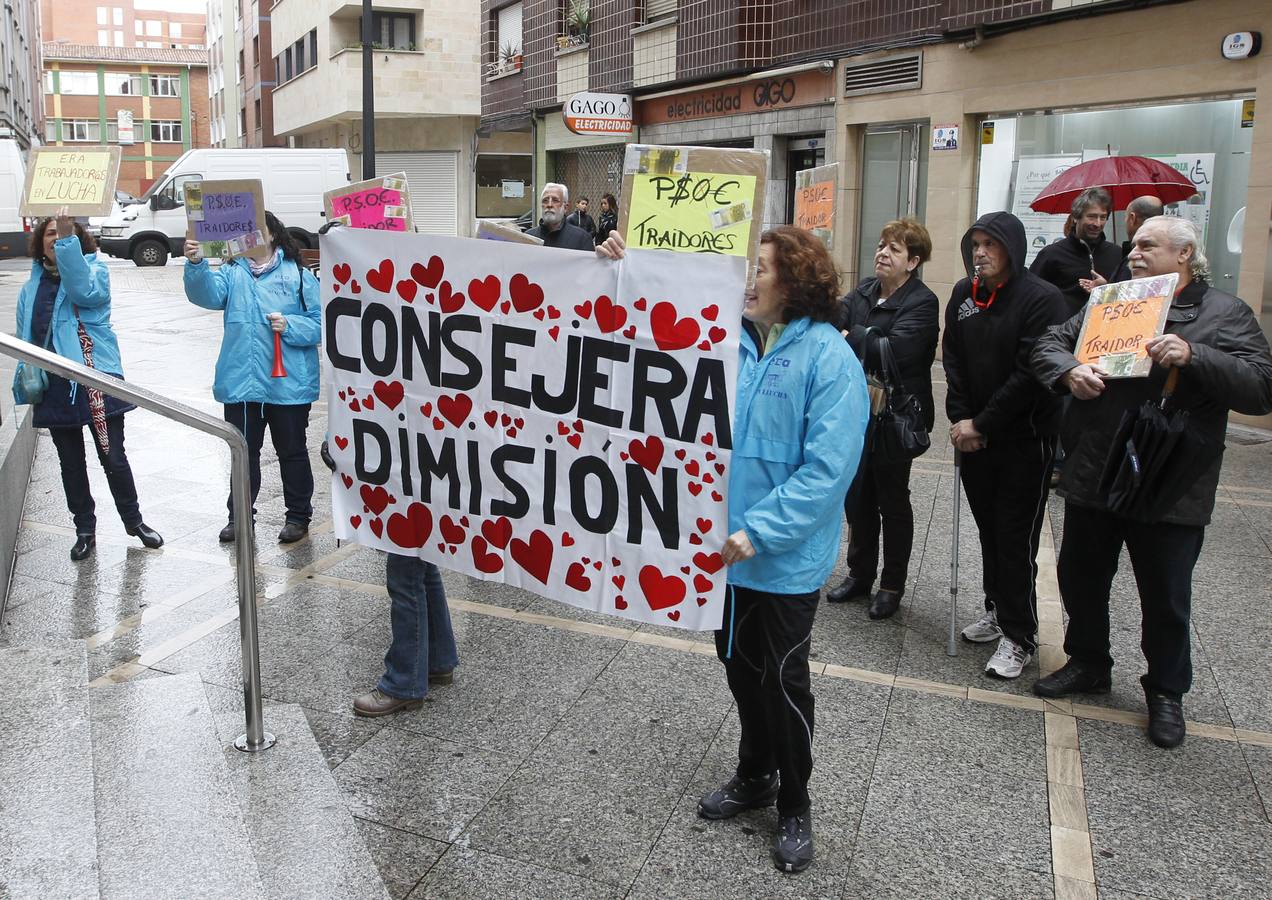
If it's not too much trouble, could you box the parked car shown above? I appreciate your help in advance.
[96,148,351,266]
[0,139,28,259]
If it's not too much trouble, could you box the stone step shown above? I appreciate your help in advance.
[0,643,100,899]
[90,672,266,899]
[222,704,390,899]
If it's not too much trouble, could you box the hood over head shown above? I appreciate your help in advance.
[960,211,1027,280]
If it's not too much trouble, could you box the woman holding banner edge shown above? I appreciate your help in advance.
[183,211,322,544]
[600,227,869,874]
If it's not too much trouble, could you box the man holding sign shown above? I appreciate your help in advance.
[1031,217,1272,748]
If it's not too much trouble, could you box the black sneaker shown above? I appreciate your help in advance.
[772,811,814,873]
[1032,660,1112,698]
[697,772,778,820]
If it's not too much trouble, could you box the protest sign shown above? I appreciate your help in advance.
[1075,273,1177,377]
[324,173,413,232]
[617,144,768,285]
[185,179,270,262]
[20,146,121,217]
[793,163,837,249]
[475,219,543,246]
[322,228,745,631]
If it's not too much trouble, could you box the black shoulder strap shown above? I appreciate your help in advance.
[295,260,307,310]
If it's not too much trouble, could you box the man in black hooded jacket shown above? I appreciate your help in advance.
[943,211,1069,680]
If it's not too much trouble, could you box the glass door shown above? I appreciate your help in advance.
[857,122,929,276]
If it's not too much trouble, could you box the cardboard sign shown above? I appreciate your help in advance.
[20,146,121,217]
[1075,273,1178,377]
[185,179,270,262]
[321,228,746,631]
[793,163,837,249]
[324,173,412,232]
[475,220,543,245]
[618,144,768,286]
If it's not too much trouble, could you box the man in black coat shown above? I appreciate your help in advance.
[943,211,1069,680]
[527,183,596,251]
[1030,187,1124,317]
[1030,216,1272,748]
[1085,194,1163,287]
[565,196,596,240]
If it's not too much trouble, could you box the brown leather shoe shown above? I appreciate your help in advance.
[352,689,423,718]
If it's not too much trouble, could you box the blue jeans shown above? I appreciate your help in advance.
[379,553,459,700]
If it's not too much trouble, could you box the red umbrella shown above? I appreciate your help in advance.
[1029,155,1199,214]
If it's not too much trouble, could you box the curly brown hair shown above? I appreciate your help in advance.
[29,217,97,262]
[760,226,841,324]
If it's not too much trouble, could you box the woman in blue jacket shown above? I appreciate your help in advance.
[182,212,322,544]
[12,212,162,560]
[705,227,868,874]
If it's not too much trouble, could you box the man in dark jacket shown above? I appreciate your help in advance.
[943,211,1069,680]
[1030,215,1272,748]
[1085,195,1163,287]
[565,196,596,240]
[1030,187,1123,317]
[527,183,595,251]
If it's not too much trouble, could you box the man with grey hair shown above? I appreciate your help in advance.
[1030,186,1123,316]
[527,182,595,251]
[1030,215,1272,749]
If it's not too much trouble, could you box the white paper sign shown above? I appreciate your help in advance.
[321,229,745,631]
[1011,154,1081,266]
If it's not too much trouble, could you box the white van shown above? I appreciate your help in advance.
[0,139,28,259]
[98,148,351,266]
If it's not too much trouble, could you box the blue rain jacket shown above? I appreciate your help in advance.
[184,251,322,405]
[726,317,869,595]
[12,238,125,405]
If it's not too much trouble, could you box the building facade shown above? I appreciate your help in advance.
[40,0,206,50]
[205,0,279,148]
[2,0,44,149]
[206,0,238,147]
[269,0,481,234]
[41,43,210,195]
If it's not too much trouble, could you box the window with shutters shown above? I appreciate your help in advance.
[642,0,676,24]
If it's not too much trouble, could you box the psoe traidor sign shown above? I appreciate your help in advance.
[564,92,634,136]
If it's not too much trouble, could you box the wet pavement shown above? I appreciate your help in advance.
[3,258,1271,898]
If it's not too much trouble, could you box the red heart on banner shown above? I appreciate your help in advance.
[481,516,513,549]
[509,273,545,312]
[623,325,637,340]
[674,449,686,461]
[697,596,708,606]
[421,402,433,417]
[651,302,701,351]
[696,517,712,533]
[360,485,391,516]
[628,435,664,474]
[703,473,714,484]
[567,434,582,449]
[612,574,625,589]
[469,275,501,311]
[366,259,394,293]
[565,562,591,592]
[341,474,353,489]
[667,610,681,622]
[709,326,727,344]
[333,435,349,450]
[432,417,445,430]
[639,565,686,611]
[561,532,575,547]
[363,395,376,410]
[369,518,384,538]
[694,573,713,594]
[711,491,723,502]
[634,297,647,311]
[612,556,621,566]
[715,463,726,475]
[694,551,724,575]
[439,280,467,314]
[501,414,512,427]
[703,433,715,445]
[685,460,700,478]
[471,536,503,573]
[501,301,511,314]
[615,596,628,610]
[698,340,711,351]
[349,398,361,412]
[510,529,553,584]
[557,422,570,435]
[548,326,560,341]
[688,483,702,496]
[438,393,473,427]
[533,309,545,321]
[349,514,361,529]
[688,533,702,545]
[705,451,717,461]
[411,255,444,288]
[351,280,362,294]
[484,410,498,427]
[386,502,431,548]
[333,263,352,284]
[701,304,719,321]
[593,295,627,334]
[572,419,583,433]
[440,515,466,545]
[373,380,404,410]
[547,305,561,320]
[396,279,418,303]
[574,300,593,319]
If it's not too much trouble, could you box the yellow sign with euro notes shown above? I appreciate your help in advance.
[1074,273,1178,378]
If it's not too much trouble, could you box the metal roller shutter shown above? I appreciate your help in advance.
[374,151,459,235]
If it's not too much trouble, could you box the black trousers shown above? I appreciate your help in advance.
[49,415,142,535]
[845,455,914,591]
[223,402,314,525]
[715,585,819,817]
[959,436,1055,652]
[1057,502,1204,699]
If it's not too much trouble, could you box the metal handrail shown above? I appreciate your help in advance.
[0,332,275,752]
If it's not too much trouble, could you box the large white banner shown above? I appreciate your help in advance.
[321,229,745,631]
[1011,154,1081,266]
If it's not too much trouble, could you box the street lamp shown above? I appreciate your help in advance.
[361,0,375,179]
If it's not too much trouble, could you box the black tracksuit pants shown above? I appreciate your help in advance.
[223,402,314,526]
[958,436,1055,652]
[49,415,143,535]
[715,585,818,817]
[845,455,915,592]
[1057,502,1204,699]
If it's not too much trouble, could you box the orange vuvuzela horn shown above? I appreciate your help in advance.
[271,332,287,378]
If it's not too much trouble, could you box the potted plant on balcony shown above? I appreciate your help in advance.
[565,0,589,47]
[499,40,522,72]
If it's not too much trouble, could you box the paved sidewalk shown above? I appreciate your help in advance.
[3,262,1271,898]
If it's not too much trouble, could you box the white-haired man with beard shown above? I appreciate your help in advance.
[1031,216,1272,748]
[527,182,596,251]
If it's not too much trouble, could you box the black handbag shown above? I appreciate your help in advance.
[869,336,930,460]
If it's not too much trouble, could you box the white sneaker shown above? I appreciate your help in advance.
[961,609,1002,643]
[985,636,1032,679]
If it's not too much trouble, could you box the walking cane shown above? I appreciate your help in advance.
[947,448,962,657]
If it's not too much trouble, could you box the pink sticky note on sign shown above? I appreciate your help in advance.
[332,186,408,231]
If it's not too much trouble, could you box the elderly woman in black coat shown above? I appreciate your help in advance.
[828,218,939,619]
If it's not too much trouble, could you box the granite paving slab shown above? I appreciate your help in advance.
[840,838,1056,899]
[354,818,448,900]
[414,846,619,900]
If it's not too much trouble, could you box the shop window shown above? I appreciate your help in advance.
[476,154,533,218]
[372,12,416,50]
[151,120,183,142]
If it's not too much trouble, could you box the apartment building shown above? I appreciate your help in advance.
[205,0,280,148]
[40,0,206,50]
[269,0,481,234]
[1,0,44,149]
[42,42,209,195]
